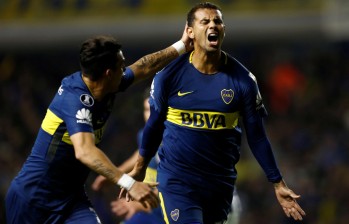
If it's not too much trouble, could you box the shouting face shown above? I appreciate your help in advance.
[188,8,225,53]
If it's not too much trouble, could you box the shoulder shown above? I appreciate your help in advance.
[153,52,190,83]
[51,72,95,113]
[61,72,88,93]
[226,53,259,82]
[225,53,250,75]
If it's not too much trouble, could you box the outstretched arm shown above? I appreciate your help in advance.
[91,150,139,191]
[244,116,306,220]
[129,24,192,84]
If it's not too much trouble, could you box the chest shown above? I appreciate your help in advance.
[168,67,243,113]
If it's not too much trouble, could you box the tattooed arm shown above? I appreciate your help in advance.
[70,132,160,208]
[129,24,192,84]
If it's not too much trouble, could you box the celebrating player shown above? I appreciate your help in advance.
[5,27,192,223]
[129,2,306,223]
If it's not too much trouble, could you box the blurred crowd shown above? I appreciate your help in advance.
[1,40,348,224]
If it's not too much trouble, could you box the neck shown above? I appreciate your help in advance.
[82,74,106,101]
[190,50,223,74]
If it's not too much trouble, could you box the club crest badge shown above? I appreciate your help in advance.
[221,89,234,104]
[171,209,179,221]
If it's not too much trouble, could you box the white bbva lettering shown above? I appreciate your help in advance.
[181,112,226,128]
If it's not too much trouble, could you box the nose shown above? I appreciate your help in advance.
[208,19,216,27]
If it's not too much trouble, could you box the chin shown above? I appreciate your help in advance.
[207,47,220,53]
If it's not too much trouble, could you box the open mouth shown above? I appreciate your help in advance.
[207,33,219,47]
[208,33,219,42]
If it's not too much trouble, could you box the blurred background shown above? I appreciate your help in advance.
[1,0,349,223]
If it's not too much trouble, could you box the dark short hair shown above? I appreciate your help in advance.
[79,35,122,81]
[187,2,222,27]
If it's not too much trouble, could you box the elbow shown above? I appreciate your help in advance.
[74,147,88,162]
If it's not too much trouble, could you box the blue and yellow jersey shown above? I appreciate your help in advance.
[148,51,269,190]
[12,69,134,210]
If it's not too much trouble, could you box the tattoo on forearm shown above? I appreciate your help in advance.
[136,48,177,74]
[92,159,115,181]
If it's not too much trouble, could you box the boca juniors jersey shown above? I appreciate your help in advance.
[149,51,270,190]
[11,69,134,211]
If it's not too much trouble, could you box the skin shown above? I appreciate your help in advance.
[132,7,306,221]
[187,8,225,74]
[72,26,192,209]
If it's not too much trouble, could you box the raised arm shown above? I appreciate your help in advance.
[129,24,192,84]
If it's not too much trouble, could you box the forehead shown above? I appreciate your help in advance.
[194,8,223,20]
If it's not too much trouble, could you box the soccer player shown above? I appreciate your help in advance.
[129,2,306,223]
[5,28,192,223]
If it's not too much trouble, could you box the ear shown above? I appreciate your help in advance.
[105,69,112,79]
[187,27,195,39]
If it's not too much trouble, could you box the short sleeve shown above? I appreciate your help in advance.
[149,70,169,114]
[118,67,135,92]
[49,86,94,136]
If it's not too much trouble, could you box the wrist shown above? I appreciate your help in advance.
[117,174,136,191]
[273,179,286,188]
[171,40,186,55]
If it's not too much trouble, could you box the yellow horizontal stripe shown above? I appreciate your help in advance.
[41,109,72,145]
[42,109,105,145]
[167,107,239,130]
[41,109,63,135]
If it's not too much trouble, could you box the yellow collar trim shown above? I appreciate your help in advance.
[189,51,227,65]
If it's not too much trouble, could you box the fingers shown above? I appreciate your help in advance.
[137,191,159,209]
[125,182,160,209]
[290,192,301,199]
[147,182,159,188]
[282,207,290,218]
[118,187,126,199]
[294,201,306,216]
[91,175,106,191]
[111,200,128,218]
[282,200,306,221]
[126,192,132,202]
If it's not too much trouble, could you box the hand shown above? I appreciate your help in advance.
[119,181,159,209]
[91,175,108,191]
[111,198,152,220]
[180,23,193,52]
[274,180,306,221]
